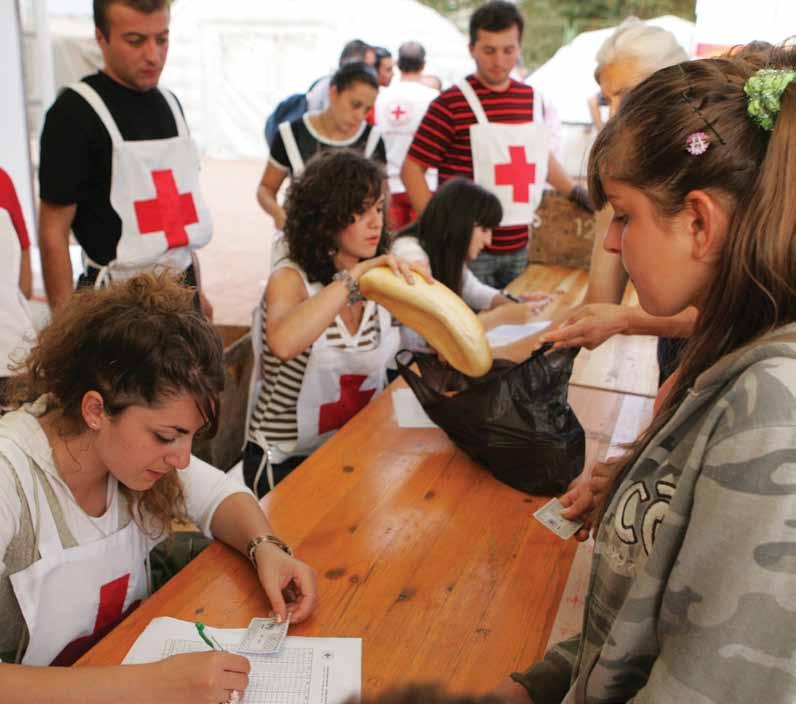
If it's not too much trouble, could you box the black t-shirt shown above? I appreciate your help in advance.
[269,114,386,175]
[39,71,184,265]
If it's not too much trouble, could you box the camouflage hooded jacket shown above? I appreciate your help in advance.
[514,324,796,703]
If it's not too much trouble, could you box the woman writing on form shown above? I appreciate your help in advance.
[0,274,317,703]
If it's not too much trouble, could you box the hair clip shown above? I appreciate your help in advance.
[681,87,726,146]
[745,68,796,131]
[685,131,711,156]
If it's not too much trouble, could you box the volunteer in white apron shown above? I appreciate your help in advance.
[244,151,427,497]
[37,1,213,318]
[68,82,212,289]
[0,273,317,704]
[400,3,593,292]
[257,61,386,258]
[456,78,550,228]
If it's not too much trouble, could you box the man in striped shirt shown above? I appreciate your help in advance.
[402,1,593,290]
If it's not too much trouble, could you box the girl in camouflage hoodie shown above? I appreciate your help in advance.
[500,46,796,704]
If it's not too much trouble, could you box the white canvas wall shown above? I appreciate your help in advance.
[1,0,37,242]
[47,0,472,160]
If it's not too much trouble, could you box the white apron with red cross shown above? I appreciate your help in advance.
[456,79,549,227]
[283,264,398,461]
[3,438,149,666]
[69,82,212,286]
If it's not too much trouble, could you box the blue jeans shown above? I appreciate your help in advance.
[466,245,528,290]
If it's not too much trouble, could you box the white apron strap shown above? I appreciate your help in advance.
[532,85,543,124]
[456,79,489,125]
[364,126,381,159]
[68,82,124,145]
[160,88,188,138]
[245,259,314,494]
[278,121,305,175]
[0,438,61,559]
[80,251,112,290]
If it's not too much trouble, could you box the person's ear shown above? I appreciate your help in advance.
[95,26,108,49]
[81,391,106,432]
[684,190,729,262]
[329,85,338,103]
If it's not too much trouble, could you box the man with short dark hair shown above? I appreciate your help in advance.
[375,41,438,229]
[374,47,394,88]
[339,38,376,67]
[402,1,591,289]
[38,0,213,315]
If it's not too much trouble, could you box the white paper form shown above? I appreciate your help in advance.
[123,617,361,704]
[391,388,438,428]
[486,320,552,348]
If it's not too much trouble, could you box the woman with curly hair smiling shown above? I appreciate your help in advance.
[244,150,427,497]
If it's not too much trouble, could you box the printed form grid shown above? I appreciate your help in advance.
[161,639,312,704]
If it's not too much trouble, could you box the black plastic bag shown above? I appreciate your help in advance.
[396,345,585,495]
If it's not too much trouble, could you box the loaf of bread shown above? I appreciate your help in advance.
[359,267,493,377]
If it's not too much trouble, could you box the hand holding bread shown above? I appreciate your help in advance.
[359,266,493,377]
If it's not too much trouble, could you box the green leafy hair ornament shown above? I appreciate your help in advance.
[745,68,796,131]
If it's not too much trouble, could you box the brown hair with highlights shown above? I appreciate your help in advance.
[588,46,796,493]
[10,273,224,537]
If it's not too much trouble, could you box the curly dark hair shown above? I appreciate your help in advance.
[284,150,388,284]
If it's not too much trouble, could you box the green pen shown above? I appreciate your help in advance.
[195,621,227,651]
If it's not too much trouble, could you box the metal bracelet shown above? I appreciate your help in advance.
[332,270,363,305]
[247,534,293,567]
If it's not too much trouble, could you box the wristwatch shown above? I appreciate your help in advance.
[332,270,363,304]
[247,534,293,567]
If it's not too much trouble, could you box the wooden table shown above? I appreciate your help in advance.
[76,263,656,695]
[508,264,660,399]
[77,381,653,696]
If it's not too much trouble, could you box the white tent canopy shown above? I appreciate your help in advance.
[694,0,796,54]
[48,0,473,159]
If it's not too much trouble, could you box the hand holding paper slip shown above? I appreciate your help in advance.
[534,498,584,540]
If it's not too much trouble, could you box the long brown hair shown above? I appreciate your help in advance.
[588,47,796,488]
[10,273,224,537]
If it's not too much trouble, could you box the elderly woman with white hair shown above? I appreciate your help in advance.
[537,18,694,384]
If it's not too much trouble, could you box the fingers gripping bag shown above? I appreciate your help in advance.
[396,344,585,495]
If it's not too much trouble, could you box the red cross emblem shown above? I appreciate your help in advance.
[318,374,376,435]
[390,103,409,123]
[134,169,198,248]
[51,574,141,666]
[494,146,536,203]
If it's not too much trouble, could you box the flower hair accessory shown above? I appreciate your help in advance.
[685,131,711,155]
[745,68,796,131]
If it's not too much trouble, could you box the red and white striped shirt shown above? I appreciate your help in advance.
[407,74,536,253]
